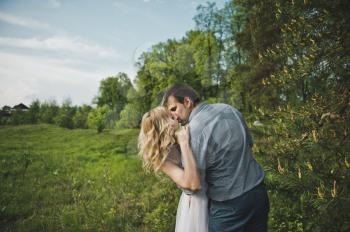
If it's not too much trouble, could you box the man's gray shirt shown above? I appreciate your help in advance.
[188,102,264,201]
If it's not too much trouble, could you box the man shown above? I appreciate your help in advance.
[162,84,269,232]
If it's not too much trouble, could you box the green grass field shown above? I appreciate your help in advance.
[0,124,180,231]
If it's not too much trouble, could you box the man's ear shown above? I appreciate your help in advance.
[184,97,193,109]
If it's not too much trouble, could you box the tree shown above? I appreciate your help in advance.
[28,100,41,124]
[233,0,284,111]
[115,87,144,129]
[87,105,109,133]
[39,99,59,124]
[72,104,92,129]
[135,38,202,106]
[0,106,11,125]
[96,73,132,117]
[54,98,76,129]
[194,2,218,85]
[232,0,350,230]
[9,108,29,125]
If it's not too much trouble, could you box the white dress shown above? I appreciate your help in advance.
[168,146,209,232]
[175,183,208,232]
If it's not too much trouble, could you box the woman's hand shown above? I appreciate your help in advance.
[175,125,190,146]
[161,124,201,192]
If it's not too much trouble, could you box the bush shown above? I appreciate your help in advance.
[115,103,143,129]
[87,105,108,133]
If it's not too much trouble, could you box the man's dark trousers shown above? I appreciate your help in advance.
[209,183,269,232]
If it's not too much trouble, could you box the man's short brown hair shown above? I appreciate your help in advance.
[161,84,200,106]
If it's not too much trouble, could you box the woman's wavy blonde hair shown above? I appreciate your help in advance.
[138,106,176,172]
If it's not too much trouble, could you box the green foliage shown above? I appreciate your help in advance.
[233,0,350,230]
[136,39,184,105]
[250,104,350,231]
[72,104,92,129]
[39,100,59,124]
[103,107,120,129]
[9,109,30,125]
[135,31,222,106]
[115,103,142,129]
[28,100,40,124]
[96,73,132,116]
[87,105,108,133]
[54,98,76,129]
[115,88,145,129]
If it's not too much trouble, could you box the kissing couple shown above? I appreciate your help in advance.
[138,84,269,232]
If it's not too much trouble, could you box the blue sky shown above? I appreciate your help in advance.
[0,0,227,107]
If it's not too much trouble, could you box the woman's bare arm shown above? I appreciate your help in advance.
[160,126,201,191]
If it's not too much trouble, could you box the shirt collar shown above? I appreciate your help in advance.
[188,102,207,123]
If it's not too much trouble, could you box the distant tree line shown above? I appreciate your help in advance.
[0,72,139,132]
[0,99,91,129]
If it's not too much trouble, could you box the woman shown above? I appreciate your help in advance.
[138,106,208,232]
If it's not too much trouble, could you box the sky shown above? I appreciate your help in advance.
[0,0,227,107]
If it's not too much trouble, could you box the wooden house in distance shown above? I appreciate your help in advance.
[0,103,29,118]
[12,103,29,111]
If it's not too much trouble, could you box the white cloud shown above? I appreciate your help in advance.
[113,1,123,8]
[0,36,119,59]
[49,0,62,8]
[0,8,139,107]
[0,11,51,30]
[0,51,137,107]
[0,51,111,106]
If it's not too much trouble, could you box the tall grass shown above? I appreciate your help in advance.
[0,124,179,231]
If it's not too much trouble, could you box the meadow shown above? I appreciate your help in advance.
[0,124,179,231]
[1,123,348,232]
